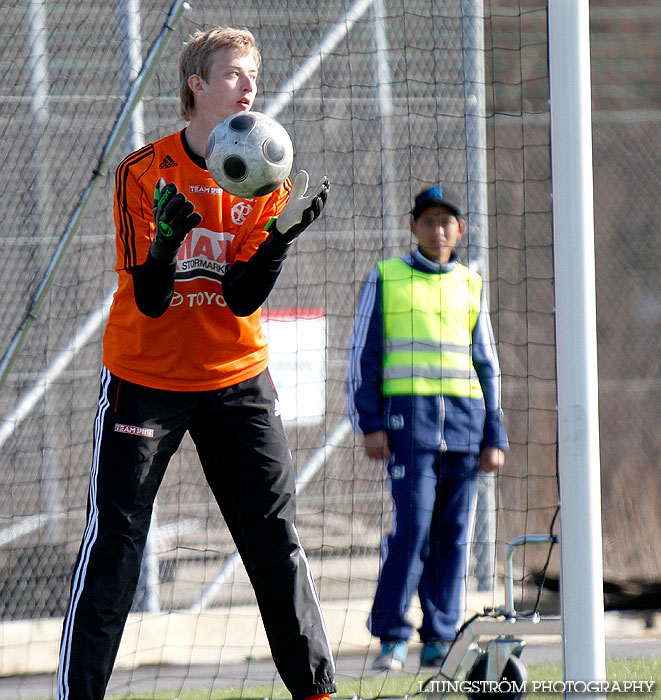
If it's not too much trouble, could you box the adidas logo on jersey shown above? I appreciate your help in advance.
[159,154,178,169]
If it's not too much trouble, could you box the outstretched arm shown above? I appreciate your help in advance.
[131,179,202,318]
[223,171,330,316]
[131,173,329,319]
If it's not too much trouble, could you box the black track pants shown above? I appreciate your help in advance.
[57,367,335,700]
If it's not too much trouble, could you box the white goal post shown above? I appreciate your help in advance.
[549,0,606,689]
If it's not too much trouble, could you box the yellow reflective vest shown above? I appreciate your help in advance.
[377,257,484,398]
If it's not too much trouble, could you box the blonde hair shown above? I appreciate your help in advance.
[179,27,261,121]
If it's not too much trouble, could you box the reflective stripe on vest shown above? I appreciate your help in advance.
[377,257,483,398]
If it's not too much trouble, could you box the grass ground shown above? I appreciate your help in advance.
[106,657,660,700]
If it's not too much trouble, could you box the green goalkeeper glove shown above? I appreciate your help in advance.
[265,171,329,245]
[150,178,202,263]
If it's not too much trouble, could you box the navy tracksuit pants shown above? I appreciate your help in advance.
[368,447,478,642]
[57,367,335,700]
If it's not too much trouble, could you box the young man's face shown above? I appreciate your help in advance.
[189,47,258,126]
[410,205,465,263]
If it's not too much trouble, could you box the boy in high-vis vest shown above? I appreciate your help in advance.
[347,186,508,671]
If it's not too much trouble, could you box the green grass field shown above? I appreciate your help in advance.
[101,657,660,700]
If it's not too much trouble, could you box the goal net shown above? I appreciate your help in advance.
[0,0,558,696]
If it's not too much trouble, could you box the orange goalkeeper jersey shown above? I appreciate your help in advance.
[103,129,290,391]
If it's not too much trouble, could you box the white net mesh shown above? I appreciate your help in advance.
[0,0,581,696]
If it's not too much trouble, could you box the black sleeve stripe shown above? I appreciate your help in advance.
[115,144,155,269]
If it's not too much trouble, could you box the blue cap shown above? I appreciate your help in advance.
[412,185,463,219]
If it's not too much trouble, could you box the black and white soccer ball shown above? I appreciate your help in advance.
[205,111,294,198]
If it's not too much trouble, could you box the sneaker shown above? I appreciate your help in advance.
[420,640,450,666]
[372,640,408,670]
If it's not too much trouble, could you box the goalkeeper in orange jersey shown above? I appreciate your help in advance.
[56,26,335,700]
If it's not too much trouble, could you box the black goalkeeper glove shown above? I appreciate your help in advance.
[150,178,202,264]
[265,171,329,246]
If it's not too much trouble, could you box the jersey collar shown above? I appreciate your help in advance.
[180,129,207,170]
